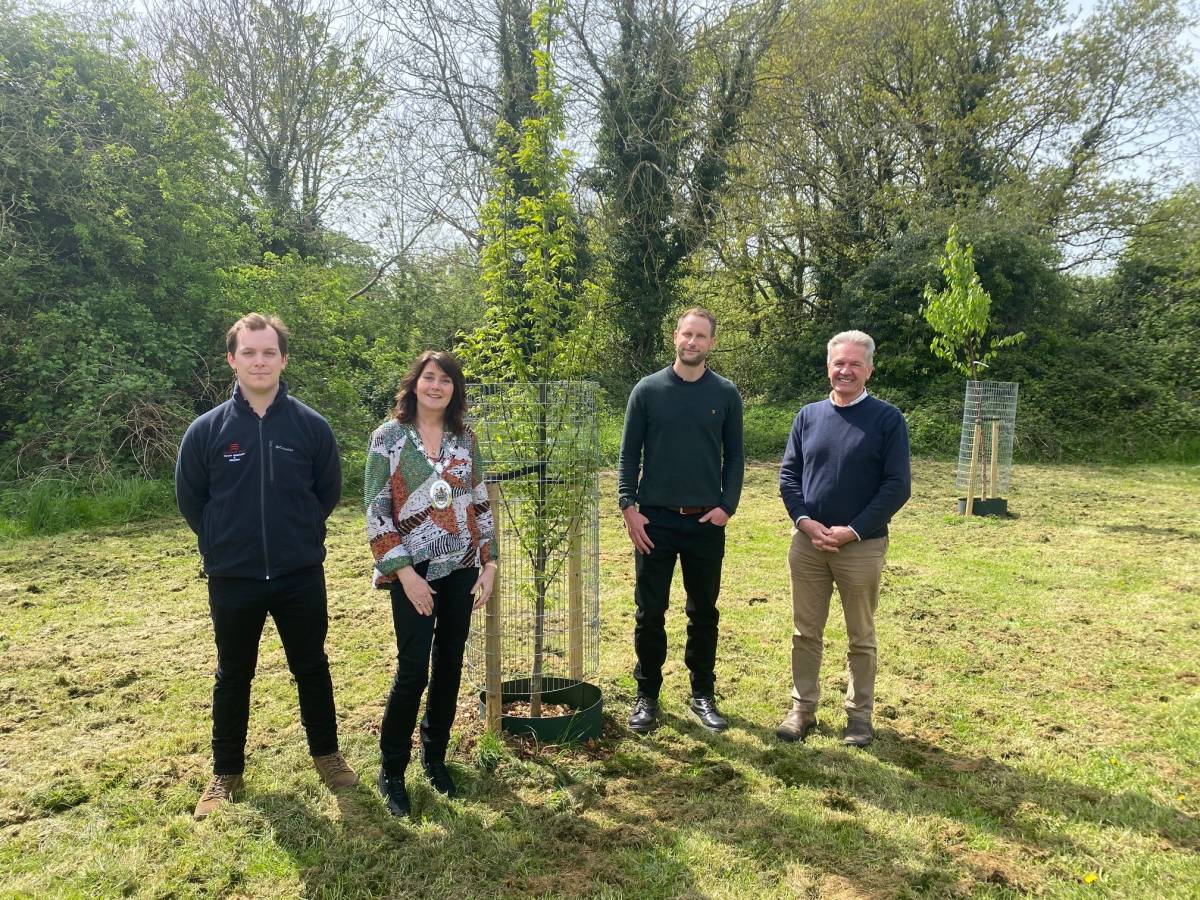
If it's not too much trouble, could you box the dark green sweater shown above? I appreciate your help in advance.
[618,366,745,514]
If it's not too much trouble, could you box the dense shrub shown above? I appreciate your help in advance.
[0,11,250,476]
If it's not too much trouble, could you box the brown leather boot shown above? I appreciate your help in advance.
[776,708,818,743]
[842,717,874,748]
[194,773,243,820]
[313,752,359,791]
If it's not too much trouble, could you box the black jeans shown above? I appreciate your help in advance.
[207,565,339,775]
[633,507,726,699]
[380,564,478,774]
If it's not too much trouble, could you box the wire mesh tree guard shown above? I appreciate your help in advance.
[955,380,1018,516]
[464,381,601,739]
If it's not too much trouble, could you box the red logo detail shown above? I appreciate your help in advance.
[229,442,240,453]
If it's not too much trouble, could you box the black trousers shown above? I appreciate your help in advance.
[207,565,339,775]
[633,507,726,699]
[380,564,478,774]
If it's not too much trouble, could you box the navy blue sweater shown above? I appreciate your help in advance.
[779,394,911,540]
[176,382,341,579]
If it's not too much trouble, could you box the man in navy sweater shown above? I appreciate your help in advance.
[176,313,357,820]
[777,330,911,747]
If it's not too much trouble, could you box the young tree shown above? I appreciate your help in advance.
[459,0,598,716]
[459,0,593,382]
[922,224,1025,381]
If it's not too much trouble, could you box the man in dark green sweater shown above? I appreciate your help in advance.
[618,308,745,733]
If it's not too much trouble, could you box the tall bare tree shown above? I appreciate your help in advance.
[708,0,1198,341]
[359,0,542,248]
[152,0,388,254]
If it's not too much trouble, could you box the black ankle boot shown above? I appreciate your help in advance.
[421,751,457,797]
[688,695,729,732]
[627,696,659,734]
[377,766,411,817]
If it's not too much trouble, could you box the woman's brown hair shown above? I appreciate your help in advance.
[392,351,468,435]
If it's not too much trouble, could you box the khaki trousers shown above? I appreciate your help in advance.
[788,530,888,719]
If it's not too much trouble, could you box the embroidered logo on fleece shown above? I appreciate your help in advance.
[223,442,247,463]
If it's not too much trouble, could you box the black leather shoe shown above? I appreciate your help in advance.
[843,718,874,748]
[421,753,457,797]
[377,766,411,817]
[688,696,729,732]
[776,708,818,743]
[627,696,659,734]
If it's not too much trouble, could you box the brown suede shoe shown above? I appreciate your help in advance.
[842,717,874,748]
[313,752,359,791]
[194,773,243,821]
[776,708,818,743]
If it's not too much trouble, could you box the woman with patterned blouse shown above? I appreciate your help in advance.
[364,350,497,817]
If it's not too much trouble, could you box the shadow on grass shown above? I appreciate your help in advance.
[237,706,1196,898]
[245,764,705,899]
[1098,523,1198,540]
[865,731,1200,851]
[653,710,1198,858]
[247,786,499,897]
[573,704,1198,895]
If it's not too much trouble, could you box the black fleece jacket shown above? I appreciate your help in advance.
[175,382,341,579]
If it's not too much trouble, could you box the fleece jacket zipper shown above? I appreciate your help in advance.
[258,417,270,579]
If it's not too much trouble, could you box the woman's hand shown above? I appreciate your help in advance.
[398,565,436,615]
[471,563,497,611]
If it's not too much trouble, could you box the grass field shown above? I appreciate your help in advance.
[1,460,1197,899]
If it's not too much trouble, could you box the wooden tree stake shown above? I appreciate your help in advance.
[989,419,1001,499]
[568,515,583,680]
[964,421,983,516]
[485,482,503,732]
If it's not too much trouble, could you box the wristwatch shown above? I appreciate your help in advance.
[618,496,635,510]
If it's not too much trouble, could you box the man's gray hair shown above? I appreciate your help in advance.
[827,330,875,365]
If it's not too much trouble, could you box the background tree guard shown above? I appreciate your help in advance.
[956,380,1019,515]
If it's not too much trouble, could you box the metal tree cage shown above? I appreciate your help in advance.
[464,382,601,726]
[955,380,1018,515]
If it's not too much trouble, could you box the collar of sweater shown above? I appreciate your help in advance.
[828,388,870,408]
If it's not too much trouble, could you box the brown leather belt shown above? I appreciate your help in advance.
[674,506,714,516]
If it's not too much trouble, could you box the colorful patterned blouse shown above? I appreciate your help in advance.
[364,420,497,586]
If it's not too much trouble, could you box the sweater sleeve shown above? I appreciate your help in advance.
[470,430,498,564]
[364,427,412,581]
[175,416,209,535]
[847,410,912,539]
[719,386,745,515]
[617,382,645,503]
[778,411,808,524]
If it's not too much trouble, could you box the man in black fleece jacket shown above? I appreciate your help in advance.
[618,308,744,734]
[176,313,357,820]
[777,330,911,748]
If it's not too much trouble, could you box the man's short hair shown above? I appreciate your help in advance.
[827,330,875,365]
[677,307,718,337]
[226,313,290,356]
